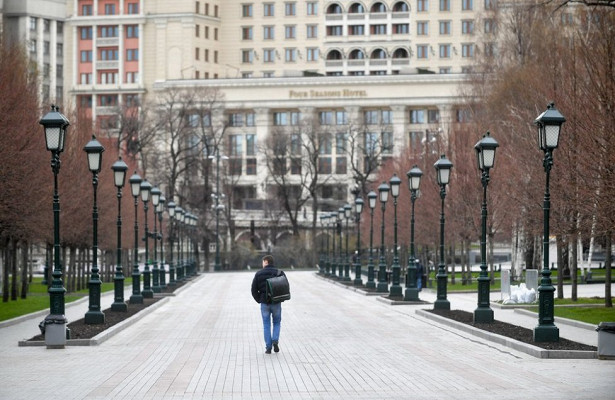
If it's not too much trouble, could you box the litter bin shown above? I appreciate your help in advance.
[596,322,615,359]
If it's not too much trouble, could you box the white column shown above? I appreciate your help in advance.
[254,107,271,199]
[50,20,57,102]
[390,105,406,157]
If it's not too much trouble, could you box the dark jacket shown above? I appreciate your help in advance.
[251,265,283,304]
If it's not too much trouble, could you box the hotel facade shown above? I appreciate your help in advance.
[59,0,495,248]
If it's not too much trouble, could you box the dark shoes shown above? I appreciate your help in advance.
[273,341,279,353]
[265,348,272,354]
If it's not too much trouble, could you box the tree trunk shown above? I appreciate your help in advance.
[556,235,564,299]
[10,239,18,301]
[605,232,612,308]
[2,238,10,302]
[20,241,28,299]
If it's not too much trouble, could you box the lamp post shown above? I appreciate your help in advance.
[474,132,499,323]
[343,204,352,281]
[323,214,330,276]
[434,154,453,310]
[157,195,166,289]
[337,207,344,279]
[353,196,364,286]
[319,214,326,274]
[176,207,185,279]
[167,200,176,286]
[329,212,337,277]
[366,191,377,289]
[39,105,69,347]
[209,153,228,271]
[111,157,128,312]
[377,182,390,293]
[404,165,423,301]
[150,186,161,293]
[389,174,402,297]
[174,207,183,280]
[83,135,105,324]
[533,102,565,343]
[128,172,143,304]
[140,179,153,298]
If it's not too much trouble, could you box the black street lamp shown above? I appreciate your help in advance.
[434,154,453,310]
[533,102,565,343]
[353,196,364,286]
[177,207,185,279]
[337,207,344,279]
[110,157,128,312]
[474,132,499,323]
[210,153,228,271]
[150,186,161,293]
[343,204,352,281]
[174,206,184,280]
[83,136,105,325]
[404,165,423,301]
[167,200,177,286]
[377,182,390,293]
[140,179,153,298]
[365,191,378,289]
[157,195,166,289]
[39,105,69,347]
[329,212,337,277]
[319,214,327,274]
[389,174,402,297]
[128,172,143,304]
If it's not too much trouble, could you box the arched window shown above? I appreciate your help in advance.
[370,49,387,59]
[349,3,365,13]
[392,48,409,58]
[326,4,343,14]
[370,2,387,13]
[392,2,409,12]
[349,49,365,59]
[327,50,343,60]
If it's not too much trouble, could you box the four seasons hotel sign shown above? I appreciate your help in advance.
[288,89,368,99]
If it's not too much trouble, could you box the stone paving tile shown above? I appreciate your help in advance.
[0,271,613,400]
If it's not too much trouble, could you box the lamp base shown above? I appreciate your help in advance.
[404,288,419,301]
[473,307,494,323]
[533,324,559,342]
[434,299,450,310]
[376,282,388,293]
[389,284,402,297]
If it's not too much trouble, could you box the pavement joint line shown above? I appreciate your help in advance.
[415,309,597,359]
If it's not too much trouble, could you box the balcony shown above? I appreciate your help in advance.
[369,59,387,66]
[97,37,119,47]
[392,12,410,19]
[348,60,366,67]
[325,60,343,67]
[348,14,365,20]
[325,14,343,21]
[97,106,117,116]
[96,60,119,70]
[369,13,387,20]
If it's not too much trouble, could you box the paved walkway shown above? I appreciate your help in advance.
[0,271,613,400]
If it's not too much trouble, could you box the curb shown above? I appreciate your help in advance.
[415,309,597,359]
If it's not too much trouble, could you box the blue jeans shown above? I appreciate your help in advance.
[260,302,282,350]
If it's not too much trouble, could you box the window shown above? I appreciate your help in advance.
[440,0,450,11]
[246,113,255,126]
[196,1,200,13]
[285,25,296,39]
[285,2,296,16]
[264,3,274,16]
[290,134,302,155]
[456,108,472,123]
[428,109,440,123]
[382,110,392,124]
[100,48,118,60]
[80,27,93,40]
[230,113,244,127]
[336,111,347,125]
[307,2,318,15]
[307,25,318,38]
[364,110,378,125]
[290,112,301,125]
[127,3,139,14]
[80,50,92,62]
[127,49,139,61]
[319,111,333,125]
[274,112,288,125]
[242,4,253,17]
[462,20,474,34]
[335,157,347,174]
[370,24,387,35]
[80,73,92,84]
[246,134,256,155]
[80,96,93,108]
[104,3,116,15]
[242,27,253,40]
[417,0,429,12]
[484,0,496,10]
[393,24,409,34]
[82,4,93,15]
[318,157,332,174]
[307,48,319,61]
[410,109,425,124]
[229,159,242,176]
[335,132,347,153]
[43,19,50,33]
[100,26,119,37]
[320,137,332,155]
[416,45,428,59]
[99,72,118,84]
[57,43,63,57]
[439,44,451,58]
[196,25,200,37]
[30,17,37,31]
[205,26,209,39]
[264,49,275,62]
[230,135,243,156]
[382,132,393,154]
[291,158,302,175]
[242,50,253,63]
[440,20,451,35]
[126,72,139,83]
[205,49,209,61]
[123,25,138,39]
[285,48,297,62]
[364,132,378,156]
[327,26,343,36]
[349,25,365,35]
[264,26,275,40]
[417,21,428,35]
[439,67,451,74]
[57,21,63,34]
[462,0,473,10]
[484,19,496,34]
[484,42,496,57]
[462,43,475,58]
[214,28,218,40]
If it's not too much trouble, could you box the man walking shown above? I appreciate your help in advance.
[251,255,284,354]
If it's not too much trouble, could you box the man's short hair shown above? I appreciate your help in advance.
[262,255,274,265]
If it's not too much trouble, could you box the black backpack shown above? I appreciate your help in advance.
[266,270,291,303]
